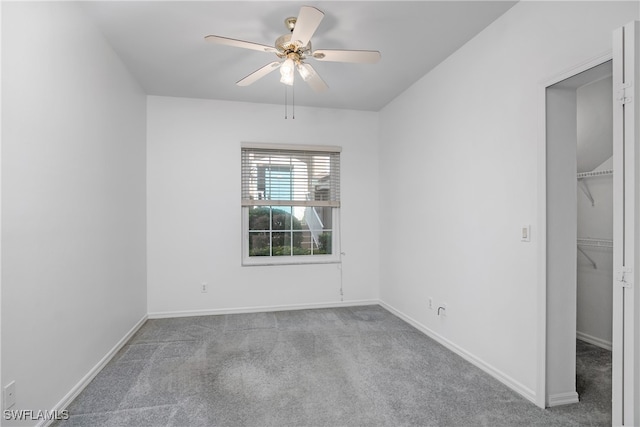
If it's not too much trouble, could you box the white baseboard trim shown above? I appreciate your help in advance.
[148,299,380,319]
[38,314,148,427]
[379,301,538,406]
[547,391,580,407]
[577,330,612,351]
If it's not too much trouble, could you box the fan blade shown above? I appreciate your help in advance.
[236,62,281,86]
[312,49,381,64]
[298,63,328,93]
[290,6,324,48]
[205,35,278,53]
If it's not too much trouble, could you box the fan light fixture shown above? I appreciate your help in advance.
[297,62,312,81]
[279,57,295,86]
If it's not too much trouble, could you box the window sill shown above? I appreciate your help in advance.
[242,254,341,266]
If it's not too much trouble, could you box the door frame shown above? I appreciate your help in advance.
[537,51,613,409]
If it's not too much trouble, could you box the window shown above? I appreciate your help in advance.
[241,143,341,265]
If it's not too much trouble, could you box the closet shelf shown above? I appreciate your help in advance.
[577,169,613,206]
[577,238,613,248]
[576,169,613,179]
[577,238,612,269]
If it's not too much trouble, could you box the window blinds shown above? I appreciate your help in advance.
[241,144,341,207]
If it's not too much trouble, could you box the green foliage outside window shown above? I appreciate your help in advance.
[249,207,302,256]
[248,207,332,256]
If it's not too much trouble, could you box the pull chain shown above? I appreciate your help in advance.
[284,85,296,119]
[284,86,288,119]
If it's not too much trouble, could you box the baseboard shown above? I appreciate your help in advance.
[547,391,580,407]
[379,301,538,406]
[147,299,380,319]
[38,314,148,427]
[577,330,612,351]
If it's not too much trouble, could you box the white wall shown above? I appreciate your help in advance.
[378,1,638,406]
[577,77,614,173]
[1,2,147,423]
[147,96,379,315]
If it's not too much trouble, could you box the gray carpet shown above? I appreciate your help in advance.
[54,305,611,426]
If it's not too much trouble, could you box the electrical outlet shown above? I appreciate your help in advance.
[428,297,433,310]
[201,282,208,293]
[4,381,16,409]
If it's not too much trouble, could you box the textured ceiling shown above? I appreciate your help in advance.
[80,1,517,111]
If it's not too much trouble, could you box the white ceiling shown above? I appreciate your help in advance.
[80,1,517,111]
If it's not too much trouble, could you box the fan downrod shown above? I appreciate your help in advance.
[284,17,297,32]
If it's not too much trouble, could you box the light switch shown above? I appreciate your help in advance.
[521,225,531,242]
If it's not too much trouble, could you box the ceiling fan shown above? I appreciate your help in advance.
[204,6,381,92]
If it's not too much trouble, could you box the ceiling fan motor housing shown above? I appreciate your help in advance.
[275,33,311,58]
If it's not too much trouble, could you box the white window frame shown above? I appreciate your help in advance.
[241,142,341,266]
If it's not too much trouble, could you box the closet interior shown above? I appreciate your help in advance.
[575,63,613,351]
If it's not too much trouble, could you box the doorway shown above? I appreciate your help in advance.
[545,59,613,408]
